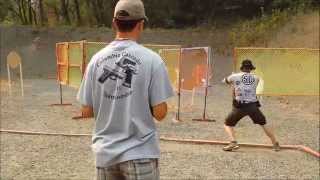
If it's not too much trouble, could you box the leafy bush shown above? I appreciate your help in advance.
[229,9,292,47]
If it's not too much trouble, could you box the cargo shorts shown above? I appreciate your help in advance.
[225,101,266,127]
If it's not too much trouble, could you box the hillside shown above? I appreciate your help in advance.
[268,12,319,48]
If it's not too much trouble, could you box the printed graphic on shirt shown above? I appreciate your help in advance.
[241,74,255,85]
[97,51,141,100]
[98,57,138,88]
[228,72,259,102]
[116,57,138,88]
[98,66,125,84]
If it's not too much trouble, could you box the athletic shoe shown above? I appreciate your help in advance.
[273,142,280,151]
[223,141,240,151]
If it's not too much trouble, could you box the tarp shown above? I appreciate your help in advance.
[68,42,83,65]
[159,49,180,90]
[68,42,83,87]
[56,43,68,84]
[180,47,210,90]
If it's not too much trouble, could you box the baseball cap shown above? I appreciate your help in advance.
[240,59,256,70]
[114,0,148,21]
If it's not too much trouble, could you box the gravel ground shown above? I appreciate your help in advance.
[1,79,319,180]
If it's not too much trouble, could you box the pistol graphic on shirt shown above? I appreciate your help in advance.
[98,58,138,88]
[116,58,138,88]
[98,66,124,83]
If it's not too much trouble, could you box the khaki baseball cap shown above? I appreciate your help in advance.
[114,0,148,21]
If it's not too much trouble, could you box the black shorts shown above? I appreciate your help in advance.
[225,102,266,127]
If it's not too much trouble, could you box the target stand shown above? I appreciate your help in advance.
[192,85,216,122]
[7,51,24,96]
[192,47,215,122]
[49,83,72,106]
[172,91,183,123]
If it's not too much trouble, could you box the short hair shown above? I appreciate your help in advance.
[114,19,142,32]
[240,67,252,72]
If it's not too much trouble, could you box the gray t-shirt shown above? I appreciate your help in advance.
[77,40,174,167]
[226,72,260,102]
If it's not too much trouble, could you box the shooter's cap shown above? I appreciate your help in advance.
[240,59,256,70]
[114,0,148,21]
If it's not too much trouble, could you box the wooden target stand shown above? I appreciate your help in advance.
[49,44,72,108]
[49,42,73,117]
[49,41,89,120]
[7,51,24,96]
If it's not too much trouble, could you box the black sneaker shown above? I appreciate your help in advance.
[273,142,280,151]
[223,141,240,151]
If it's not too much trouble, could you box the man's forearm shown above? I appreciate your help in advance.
[151,102,167,121]
[222,77,231,85]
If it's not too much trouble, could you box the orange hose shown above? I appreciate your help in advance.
[1,129,319,158]
[159,137,318,158]
[159,137,299,150]
[296,145,320,158]
[0,129,91,137]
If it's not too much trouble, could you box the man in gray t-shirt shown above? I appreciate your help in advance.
[77,0,174,179]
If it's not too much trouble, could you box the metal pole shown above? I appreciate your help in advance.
[7,64,12,96]
[204,47,215,122]
[203,47,210,119]
[59,83,63,104]
[202,85,208,120]
[175,48,182,121]
[191,87,195,107]
[19,63,24,96]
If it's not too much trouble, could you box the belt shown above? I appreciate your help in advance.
[237,100,256,104]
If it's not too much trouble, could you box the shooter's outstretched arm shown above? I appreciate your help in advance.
[222,77,231,85]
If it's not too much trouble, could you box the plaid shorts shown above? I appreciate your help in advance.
[96,158,159,180]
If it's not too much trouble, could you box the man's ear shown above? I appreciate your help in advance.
[138,20,144,31]
[112,19,117,31]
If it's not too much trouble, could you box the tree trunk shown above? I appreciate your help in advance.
[32,8,38,25]
[20,0,28,24]
[91,0,102,25]
[60,0,70,24]
[84,0,95,25]
[74,0,81,25]
[39,0,45,25]
[28,0,33,24]
[15,0,25,24]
